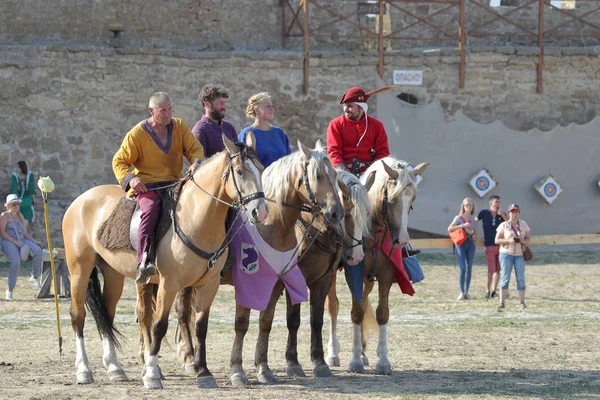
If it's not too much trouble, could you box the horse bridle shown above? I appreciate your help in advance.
[173,147,265,269]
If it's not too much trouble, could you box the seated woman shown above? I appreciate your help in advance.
[238,92,292,168]
[0,194,44,300]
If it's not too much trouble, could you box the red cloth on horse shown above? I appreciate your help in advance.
[378,231,415,296]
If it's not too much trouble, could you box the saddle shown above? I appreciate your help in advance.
[97,184,183,252]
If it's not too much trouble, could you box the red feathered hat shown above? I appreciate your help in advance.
[340,87,369,104]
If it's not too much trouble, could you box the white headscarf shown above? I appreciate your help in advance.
[353,102,369,147]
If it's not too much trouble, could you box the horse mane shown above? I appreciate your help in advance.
[337,170,372,239]
[361,156,415,217]
[262,148,329,212]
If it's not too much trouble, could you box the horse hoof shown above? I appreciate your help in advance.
[230,372,249,387]
[143,376,163,389]
[325,356,340,367]
[257,369,278,384]
[347,360,365,374]
[76,371,94,384]
[197,375,219,389]
[375,361,392,375]
[108,369,129,382]
[361,354,370,367]
[184,363,196,375]
[313,364,334,378]
[286,364,306,378]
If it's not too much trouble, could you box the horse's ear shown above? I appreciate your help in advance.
[223,134,237,154]
[337,178,351,200]
[381,161,399,180]
[297,140,311,161]
[412,162,430,177]
[245,130,257,150]
[364,171,376,192]
[314,139,325,152]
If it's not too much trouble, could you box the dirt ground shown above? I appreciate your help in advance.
[1,250,600,399]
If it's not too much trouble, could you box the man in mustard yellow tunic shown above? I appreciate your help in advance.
[113,92,205,283]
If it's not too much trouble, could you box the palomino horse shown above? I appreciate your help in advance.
[285,170,374,378]
[325,158,429,375]
[174,141,345,385]
[228,141,345,385]
[62,135,267,389]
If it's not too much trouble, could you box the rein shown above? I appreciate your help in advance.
[171,151,264,269]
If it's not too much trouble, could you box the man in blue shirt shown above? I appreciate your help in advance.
[192,84,238,158]
[475,195,507,299]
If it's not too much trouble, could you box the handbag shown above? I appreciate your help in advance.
[449,216,468,246]
[20,244,31,261]
[403,256,425,284]
[522,245,533,262]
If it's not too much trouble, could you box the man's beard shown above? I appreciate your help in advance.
[209,109,225,121]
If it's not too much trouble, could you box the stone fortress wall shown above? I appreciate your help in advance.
[1,0,598,241]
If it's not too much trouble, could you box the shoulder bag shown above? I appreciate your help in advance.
[449,216,468,246]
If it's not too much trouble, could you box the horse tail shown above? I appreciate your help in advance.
[85,266,123,351]
[361,294,378,347]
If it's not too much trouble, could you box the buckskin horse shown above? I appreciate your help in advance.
[284,169,374,378]
[325,158,429,375]
[62,134,267,389]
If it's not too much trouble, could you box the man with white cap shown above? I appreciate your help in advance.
[326,86,390,175]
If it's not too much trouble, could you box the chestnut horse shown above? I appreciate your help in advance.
[325,158,429,375]
[285,169,374,378]
[62,135,267,389]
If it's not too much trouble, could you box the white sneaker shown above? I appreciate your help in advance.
[5,289,13,301]
[29,277,41,289]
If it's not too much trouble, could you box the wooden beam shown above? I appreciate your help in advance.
[303,0,309,94]
[537,0,544,94]
[378,0,385,78]
[459,0,465,89]
[410,234,600,249]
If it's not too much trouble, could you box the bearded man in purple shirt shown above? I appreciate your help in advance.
[192,84,238,158]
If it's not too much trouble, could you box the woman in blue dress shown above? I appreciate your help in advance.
[238,92,292,168]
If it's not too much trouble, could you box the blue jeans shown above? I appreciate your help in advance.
[455,237,475,293]
[499,252,526,290]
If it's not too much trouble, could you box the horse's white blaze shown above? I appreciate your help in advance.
[245,158,268,222]
[75,336,91,375]
[144,355,161,380]
[102,336,122,373]
[350,323,363,365]
[398,194,412,245]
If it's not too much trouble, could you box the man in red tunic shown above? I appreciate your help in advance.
[326,87,419,299]
[326,87,390,175]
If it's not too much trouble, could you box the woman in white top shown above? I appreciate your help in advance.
[494,204,531,310]
[448,198,476,300]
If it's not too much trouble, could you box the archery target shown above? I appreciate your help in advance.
[534,175,563,205]
[468,169,497,198]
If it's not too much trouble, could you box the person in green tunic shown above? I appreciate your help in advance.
[10,161,36,229]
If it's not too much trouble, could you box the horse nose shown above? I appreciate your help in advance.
[251,203,268,224]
